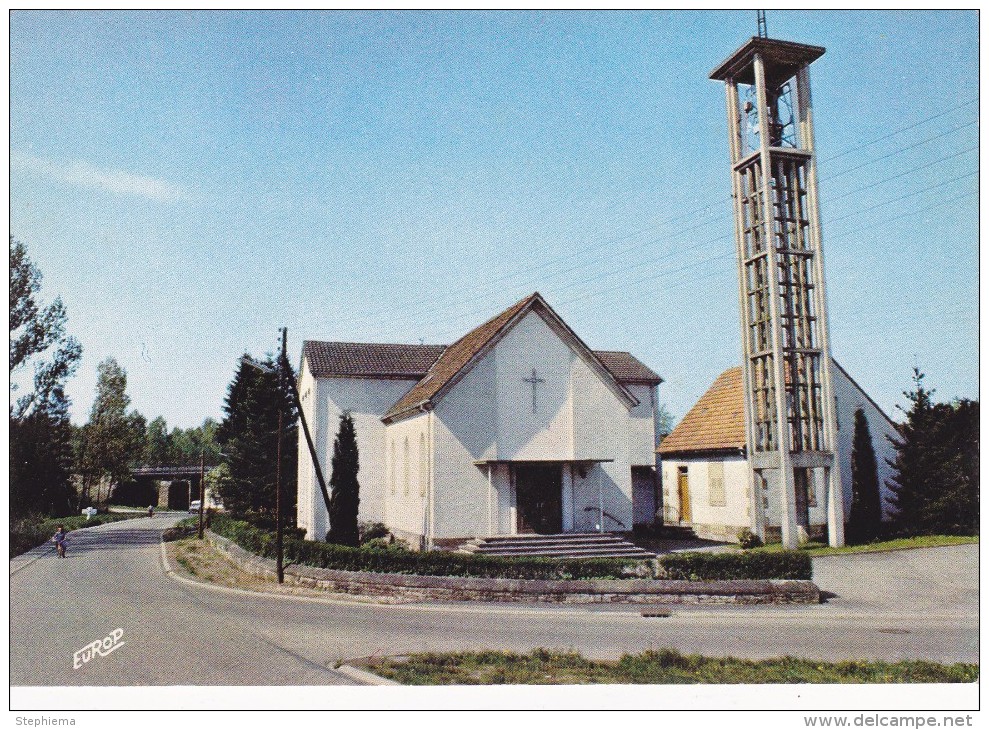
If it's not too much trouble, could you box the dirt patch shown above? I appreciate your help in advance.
[166,538,413,604]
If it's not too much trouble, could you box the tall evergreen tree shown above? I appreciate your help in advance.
[9,237,82,517]
[846,407,882,544]
[327,412,360,546]
[77,358,139,505]
[888,368,980,536]
[216,355,297,519]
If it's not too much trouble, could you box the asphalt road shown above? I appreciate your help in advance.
[9,516,978,686]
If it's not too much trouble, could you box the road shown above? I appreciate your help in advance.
[10,516,978,686]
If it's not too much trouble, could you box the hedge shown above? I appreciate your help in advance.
[10,513,137,558]
[659,550,812,581]
[208,515,644,580]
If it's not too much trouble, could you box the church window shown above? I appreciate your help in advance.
[390,441,396,494]
[708,462,726,507]
[403,438,411,496]
[419,434,427,498]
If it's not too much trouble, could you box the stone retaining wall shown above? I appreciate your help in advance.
[203,531,820,604]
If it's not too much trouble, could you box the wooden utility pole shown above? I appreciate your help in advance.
[275,327,287,584]
[197,449,206,539]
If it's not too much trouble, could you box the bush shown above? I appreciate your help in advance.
[359,522,391,544]
[209,514,644,580]
[736,528,763,550]
[660,550,812,581]
[9,512,137,558]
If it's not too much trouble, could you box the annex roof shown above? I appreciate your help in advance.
[657,359,897,457]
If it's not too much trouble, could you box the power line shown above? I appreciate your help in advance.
[316,101,977,332]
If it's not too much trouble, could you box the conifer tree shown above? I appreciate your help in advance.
[327,412,360,546]
[846,407,882,544]
[887,368,936,536]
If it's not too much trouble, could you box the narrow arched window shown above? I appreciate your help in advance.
[419,433,428,498]
[390,440,397,494]
[403,437,411,496]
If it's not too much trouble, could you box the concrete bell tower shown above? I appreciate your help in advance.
[710,34,844,548]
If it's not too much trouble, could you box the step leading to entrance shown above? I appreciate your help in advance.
[457,532,655,560]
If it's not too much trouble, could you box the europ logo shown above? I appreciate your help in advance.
[73,628,125,669]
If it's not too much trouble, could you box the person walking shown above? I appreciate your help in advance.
[148,505,155,518]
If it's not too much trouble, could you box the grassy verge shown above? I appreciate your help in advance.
[745,535,978,558]
[10,512,139,558]
[363,648,978,685]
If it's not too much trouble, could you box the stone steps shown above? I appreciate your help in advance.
[457,532,655,560]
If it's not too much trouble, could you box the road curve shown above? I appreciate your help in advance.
[10,517,978,686]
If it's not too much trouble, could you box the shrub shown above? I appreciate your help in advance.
[359,522,391,544]
[736,528,763,550]
[660,550,812,581]
[208,514,644,580]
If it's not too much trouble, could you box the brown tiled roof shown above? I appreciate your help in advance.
[305,341,659,386]
[657,366,746,455]
[303,294,661,423]
[303,341,446,379]
[594,351,662,385]
[383,293,540,421]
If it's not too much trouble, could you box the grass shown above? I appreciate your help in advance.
[363,648,978,685]
[744,534,978,558]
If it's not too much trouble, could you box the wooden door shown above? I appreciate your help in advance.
[515,464,563,534]
[677,468,691,523]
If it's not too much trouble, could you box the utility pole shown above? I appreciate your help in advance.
[197,449,206,539]
[275,327,287,584]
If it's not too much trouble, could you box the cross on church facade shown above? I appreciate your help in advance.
[522,368,545,413]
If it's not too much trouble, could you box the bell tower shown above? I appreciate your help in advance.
[710,35,844,548]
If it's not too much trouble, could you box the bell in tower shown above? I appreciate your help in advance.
[711,35,845,548]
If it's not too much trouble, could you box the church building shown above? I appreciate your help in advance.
[658,360,899,543]
[296,293,663,548]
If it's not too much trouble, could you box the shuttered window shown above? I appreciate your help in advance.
[708,462,726,507]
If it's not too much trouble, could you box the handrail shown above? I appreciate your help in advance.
[583,506,627,531]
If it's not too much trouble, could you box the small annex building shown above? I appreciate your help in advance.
[657,360,899,543]
[297,293,663,548]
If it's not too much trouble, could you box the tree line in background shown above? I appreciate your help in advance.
[7,235,979,543]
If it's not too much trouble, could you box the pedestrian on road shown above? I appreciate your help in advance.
[148,505,155,518]
[52,526,67,558]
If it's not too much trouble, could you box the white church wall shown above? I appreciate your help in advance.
[296,359,323,542]
[832,363,899,520]
[431,351,499,540]
[571,351,634,531]
[299,367,422,541]
[626,383,659,467]
[383,413,429,542]
[494,311,574,461]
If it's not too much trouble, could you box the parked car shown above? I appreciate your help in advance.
[188,500,202,514]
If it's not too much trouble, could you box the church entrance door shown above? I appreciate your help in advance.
[514,463,563,534]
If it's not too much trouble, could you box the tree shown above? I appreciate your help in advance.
[845,407,882,544]
[656,404,676,445]
[327,412,360,546]
[143,416,174,466]
[887,368,980,537]
[215,354,297,520]
[77,358,140,506]
[9,237,82,517]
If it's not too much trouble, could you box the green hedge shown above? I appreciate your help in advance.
[208,515,643,580]
[659,550,812,581]
[10,513,137,558]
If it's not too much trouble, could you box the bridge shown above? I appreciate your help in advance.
[130,465,212,510]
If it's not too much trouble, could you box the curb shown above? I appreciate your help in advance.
[335,664,400,686]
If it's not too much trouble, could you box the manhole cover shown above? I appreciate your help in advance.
[877,628,911,635]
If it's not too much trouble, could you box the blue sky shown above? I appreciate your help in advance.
[10,10,978,428]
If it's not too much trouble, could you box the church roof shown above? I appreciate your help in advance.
[302,293,662,424]
[657,366,747,456]
[303,341,447,379]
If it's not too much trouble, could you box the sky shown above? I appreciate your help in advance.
[10,10,979,428]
